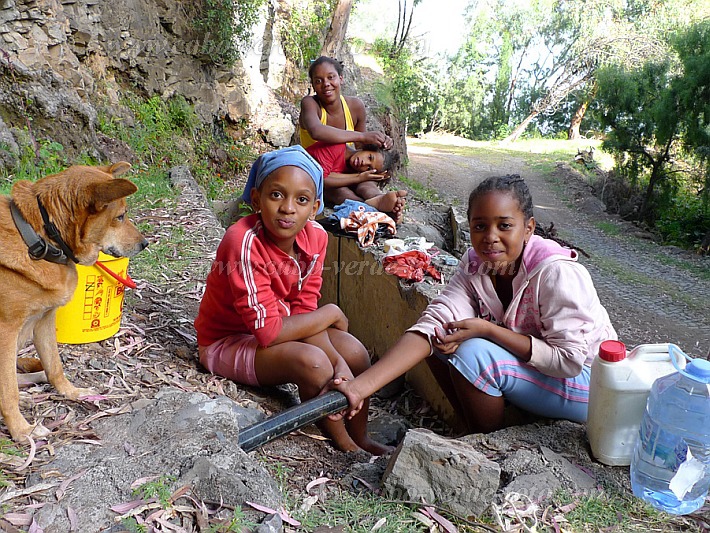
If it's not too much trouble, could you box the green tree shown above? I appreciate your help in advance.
[193,0,265,66]
[673,21,710,170]
[280,1,338,68]
[671,20,710,246]
[503,0,670,141]
[437,17,492,137]
[373,38,437,134]
[594,20,710,243]
[370,0,440,135]
[596,60,679,223]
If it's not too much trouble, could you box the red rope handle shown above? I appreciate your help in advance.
[95,260,137,289]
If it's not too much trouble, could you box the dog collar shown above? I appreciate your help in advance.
[9,198,79,265]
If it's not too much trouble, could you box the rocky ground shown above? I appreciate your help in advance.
[2,136,709,532]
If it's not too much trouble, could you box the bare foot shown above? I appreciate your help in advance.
[365,191,398,212]
[365,190,407,223]
[390,190,407,224]
[355,435,395,456]
[318,420,361,452]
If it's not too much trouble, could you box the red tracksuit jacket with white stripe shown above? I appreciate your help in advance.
[195,213,328,347]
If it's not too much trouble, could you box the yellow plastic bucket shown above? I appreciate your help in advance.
[55,252,136,344]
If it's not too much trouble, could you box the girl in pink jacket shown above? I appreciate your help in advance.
[333,175,617,434]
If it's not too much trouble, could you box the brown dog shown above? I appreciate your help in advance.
[0,162,148,441]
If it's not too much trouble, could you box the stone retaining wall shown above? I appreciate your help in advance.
[319,233,462,429]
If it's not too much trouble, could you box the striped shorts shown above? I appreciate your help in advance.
[444,338,591,423]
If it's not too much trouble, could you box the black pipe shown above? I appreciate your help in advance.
[238,390,349,452]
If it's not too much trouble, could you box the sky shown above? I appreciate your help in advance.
[348,0,470,58]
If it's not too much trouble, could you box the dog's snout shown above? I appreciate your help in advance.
[126,238,149,256]
[104,237,149,258]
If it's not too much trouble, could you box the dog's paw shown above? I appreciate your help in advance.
[55,384,96,400]
[9,419,49,442]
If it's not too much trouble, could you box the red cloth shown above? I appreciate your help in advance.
[306,142,347,178]
[383,251,441,282]
[194,214,328,347]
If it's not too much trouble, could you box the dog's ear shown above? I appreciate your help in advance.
[107,162,132,177]
[88,179,138,209]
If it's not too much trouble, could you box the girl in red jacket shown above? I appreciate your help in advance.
[195,145,390,455]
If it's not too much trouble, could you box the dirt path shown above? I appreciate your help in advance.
[406,134,710,358]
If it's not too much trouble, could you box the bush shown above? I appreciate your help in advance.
[193,0,265,67]
[279,0,337,68]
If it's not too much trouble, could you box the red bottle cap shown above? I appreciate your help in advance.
[599,340,627,362]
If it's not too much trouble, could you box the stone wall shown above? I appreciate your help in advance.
[0,0,299,161]
[320,233,462,429]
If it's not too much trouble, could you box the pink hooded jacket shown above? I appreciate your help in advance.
[409,235,617,378]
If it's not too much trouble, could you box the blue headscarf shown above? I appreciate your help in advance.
[241,145,324,214]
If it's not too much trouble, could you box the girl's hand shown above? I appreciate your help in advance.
[361,131,393,149]
[332,361,354,384]
[327,377,364,420]
[434,319,491,354]
[433,327,460,355]
[368,170,391,181]
[358,170,386,183]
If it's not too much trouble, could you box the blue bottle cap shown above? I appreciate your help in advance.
[686,359,710,383]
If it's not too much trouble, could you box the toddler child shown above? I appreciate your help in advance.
[306,141,406,223]
[194,145,390,454]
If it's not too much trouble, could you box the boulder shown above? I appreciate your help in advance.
[382,428,500,517]
[26,389,280,533]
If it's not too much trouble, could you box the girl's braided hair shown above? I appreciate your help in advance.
[360,144,400,173]
[467,175,589,257]
[467,175,533,220]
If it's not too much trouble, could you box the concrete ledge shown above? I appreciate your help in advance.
[319,233,462,429]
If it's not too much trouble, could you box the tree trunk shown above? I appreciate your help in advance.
[503,111,539,142]
[320,0,354,59]
[568,83,597,140]
[568,99,589,140]
[641,160,662,224]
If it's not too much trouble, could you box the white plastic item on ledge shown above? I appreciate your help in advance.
[587,341,683,466]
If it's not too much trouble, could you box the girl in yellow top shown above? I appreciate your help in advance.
[299,57,393,150]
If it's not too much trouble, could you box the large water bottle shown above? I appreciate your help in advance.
[630,345,710,515]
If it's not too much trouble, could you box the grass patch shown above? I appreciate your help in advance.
[594,221,623,236]
[588,227,710,282]
[591,254,708,313]
[398,174,440,203]
[410,137,612,175]
[127,167,177,205]
[656,253,710,281]
[294,490,425,532]
[0,438,26,488]
[553,489,682,532]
